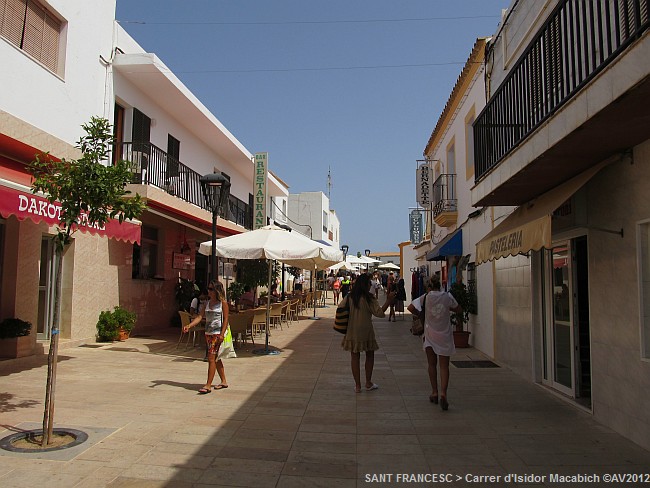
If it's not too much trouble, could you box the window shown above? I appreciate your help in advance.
[638,221,650,359]
[132,225,158,279]
[465,109,475,179]
[166,134,180,178]
[323,211,328,233]
[1,0,62,74]
[467,262,478,315]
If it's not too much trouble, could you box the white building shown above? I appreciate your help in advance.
[416,38,496,356]
[0,0,287,350]
[473,0,650,449]
[287,191,340,248]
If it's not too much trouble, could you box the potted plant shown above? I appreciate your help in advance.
[227,281,246,308]
[112,306,137,341]
[96,306,137,342]
[450,282,475,348]
[0,318,34,358]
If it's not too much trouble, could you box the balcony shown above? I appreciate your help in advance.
[119,142,252,229]
[473,0,650,206]
[433,174,457,227]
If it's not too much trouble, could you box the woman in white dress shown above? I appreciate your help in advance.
[185,280,236,394]
[408,276,461,410]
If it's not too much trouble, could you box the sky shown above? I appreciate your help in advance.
[115,0,510,257]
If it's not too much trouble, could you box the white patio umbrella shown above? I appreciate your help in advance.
[345,255,366,264]
[330,261,357,271]
[199,225,342,353]
[378,262,401,270]
[358,255,380,264]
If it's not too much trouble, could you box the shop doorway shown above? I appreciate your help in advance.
[542,236,591,407]
[37,237,57,340]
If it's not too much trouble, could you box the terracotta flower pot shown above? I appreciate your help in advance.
[118,328,130,342]
[453,330,471,348]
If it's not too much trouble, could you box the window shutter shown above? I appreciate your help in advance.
[23,0,45,60]
[1,0,27,48]
[41,10,59,71]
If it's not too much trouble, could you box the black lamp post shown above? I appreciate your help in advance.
[365,249,371,272]
[200,172,231,282]
[341,244,349,261]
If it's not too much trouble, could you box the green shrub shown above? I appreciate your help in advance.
[0,318,32,339]
[96,306,137,342]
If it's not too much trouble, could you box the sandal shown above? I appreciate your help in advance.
[429,394,438,404]
[214,384,229,390]
[198,387,212,394]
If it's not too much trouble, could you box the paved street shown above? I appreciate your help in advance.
[1,296,650,487]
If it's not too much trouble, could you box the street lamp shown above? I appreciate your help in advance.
[341,244,349,261]
[365,249,371,272]
[200,172,231,282]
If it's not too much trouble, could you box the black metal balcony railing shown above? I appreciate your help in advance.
[433,173,457,217]
[119,142,252,229]
[474,0,649,181]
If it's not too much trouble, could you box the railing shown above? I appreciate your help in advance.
[474,0,649,181]
[118,142,252,229]
[433,174,457,217]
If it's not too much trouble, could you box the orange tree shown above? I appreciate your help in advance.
[29,117,145,445]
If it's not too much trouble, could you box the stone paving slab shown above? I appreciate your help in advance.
[1,297,650,487]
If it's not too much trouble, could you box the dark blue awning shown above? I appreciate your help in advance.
[426,229,462,261]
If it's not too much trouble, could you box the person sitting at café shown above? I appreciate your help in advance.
[239,285,256,309]
[270,281,281,301]
[190,288,208,317]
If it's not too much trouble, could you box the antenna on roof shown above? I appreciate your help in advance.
[327,166,332,201]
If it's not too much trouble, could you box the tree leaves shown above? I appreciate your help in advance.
[28,116,146,250]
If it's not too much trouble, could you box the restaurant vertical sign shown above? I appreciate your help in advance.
[254,152,268,230]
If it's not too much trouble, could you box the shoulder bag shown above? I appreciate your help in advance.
[410,293,427,336]
[333,296,350,334]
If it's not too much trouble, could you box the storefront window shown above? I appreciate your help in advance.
[0,219,4,309]
[638,221,650,359]
[132,225,158,279]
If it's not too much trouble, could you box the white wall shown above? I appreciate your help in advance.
[288,191,332,241]
[0,0,117,146]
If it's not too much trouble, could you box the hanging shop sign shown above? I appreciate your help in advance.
[416,163,434,206]
[409,209,423,244]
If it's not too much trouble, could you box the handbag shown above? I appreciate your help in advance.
[333,297,350,334]
[410,293,427,336]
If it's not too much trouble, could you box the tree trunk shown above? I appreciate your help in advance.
[42,243,66,446]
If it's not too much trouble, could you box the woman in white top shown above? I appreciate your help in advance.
[408,276,461,410]
[185,280,235,394]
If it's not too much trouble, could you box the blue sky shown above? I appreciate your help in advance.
[115,0,509,256]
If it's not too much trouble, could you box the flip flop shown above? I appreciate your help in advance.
[198,387,211,394]
[366,383,379,391]
[214,384,229,390]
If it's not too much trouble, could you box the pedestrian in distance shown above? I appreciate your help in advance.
[332,275,341,304]
[386,272,397,322]
[341,273,395,393]
[184,279,236,394]
[341,275,351,299]
[407,276,461,410]
[370,272,382,299]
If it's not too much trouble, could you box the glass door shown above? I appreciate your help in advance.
[543,243,575,396]
[37,237,57,340]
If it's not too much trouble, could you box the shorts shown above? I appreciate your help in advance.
[205,334,223,355]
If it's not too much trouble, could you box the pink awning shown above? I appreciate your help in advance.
[0,184,141,244]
